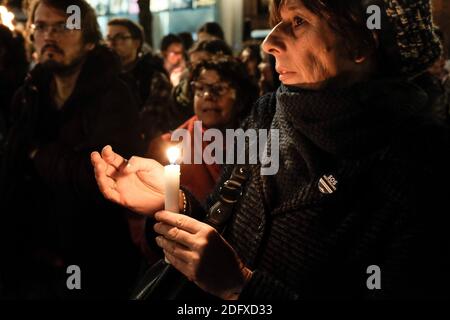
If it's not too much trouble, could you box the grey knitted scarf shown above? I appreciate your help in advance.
[267,80,428,207]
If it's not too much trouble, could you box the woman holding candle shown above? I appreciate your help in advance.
[92,0,450,299]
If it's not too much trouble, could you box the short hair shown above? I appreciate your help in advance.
[177,32,194,51]
[197,22,224,40]
[160,33,183,52]
[189,39,233,57]
[29,0,102,45]
[108,18,145,52]
[269,0,378,57]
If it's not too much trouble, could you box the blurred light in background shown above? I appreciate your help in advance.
[0,5,15,31]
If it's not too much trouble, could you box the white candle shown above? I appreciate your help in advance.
[164,147,181,264]
[164,146,181,213]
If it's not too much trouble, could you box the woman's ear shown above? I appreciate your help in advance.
[354,54,366,64]
[352,46,369,64]
[352,30,380,64]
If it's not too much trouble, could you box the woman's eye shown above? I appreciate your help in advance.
[293,16,305,28]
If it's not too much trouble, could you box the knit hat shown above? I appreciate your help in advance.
[377,0,442,76]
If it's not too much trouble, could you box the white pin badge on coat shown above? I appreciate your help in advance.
[318,175,338,194]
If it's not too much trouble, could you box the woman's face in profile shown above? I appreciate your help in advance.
[262,0,363,89]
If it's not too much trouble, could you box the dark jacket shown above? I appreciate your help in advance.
[0,60,28,159]
[122,53,174,144]
[184,79,450,299]
[0,46,142,299]
[0,111,5,156]
[169,76,195,129]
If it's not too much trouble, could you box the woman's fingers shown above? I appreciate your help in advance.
[162,248,194,281]
[154,211,206,234]
[94,169,122,203]
[154,222,196,248]
[92,151,108,179]
[123,156,162,174]
[91,151,105,168]
[91,151,122,203]
[91,152,118,178]
[156,236,193,265]
[101,145,127,170]
[98,149,164,181]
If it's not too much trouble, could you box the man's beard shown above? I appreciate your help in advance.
[41,48,87,77]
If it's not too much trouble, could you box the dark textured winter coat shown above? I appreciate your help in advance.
[0,46,142,299]
[185,79,450,300]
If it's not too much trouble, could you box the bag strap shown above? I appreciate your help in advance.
[204,165,249,232]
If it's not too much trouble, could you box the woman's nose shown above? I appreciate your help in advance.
[262,22,285,56]
[203,90,216,101]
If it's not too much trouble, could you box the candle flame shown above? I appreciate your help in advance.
[167,146,181,164]
[0,6,15,31]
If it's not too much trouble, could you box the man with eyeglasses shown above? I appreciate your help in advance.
[106,18,173,144]
[0,0,142,299]
[106,19,146,71]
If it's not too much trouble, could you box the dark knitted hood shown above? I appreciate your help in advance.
[275,79,429,158]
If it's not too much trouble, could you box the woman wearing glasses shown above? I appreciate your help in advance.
[147,56,258,203]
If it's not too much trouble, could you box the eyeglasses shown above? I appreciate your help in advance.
[106,34,133,43]
[191,81,231,99]
[168,51,183,56]
[30,22,73,36]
